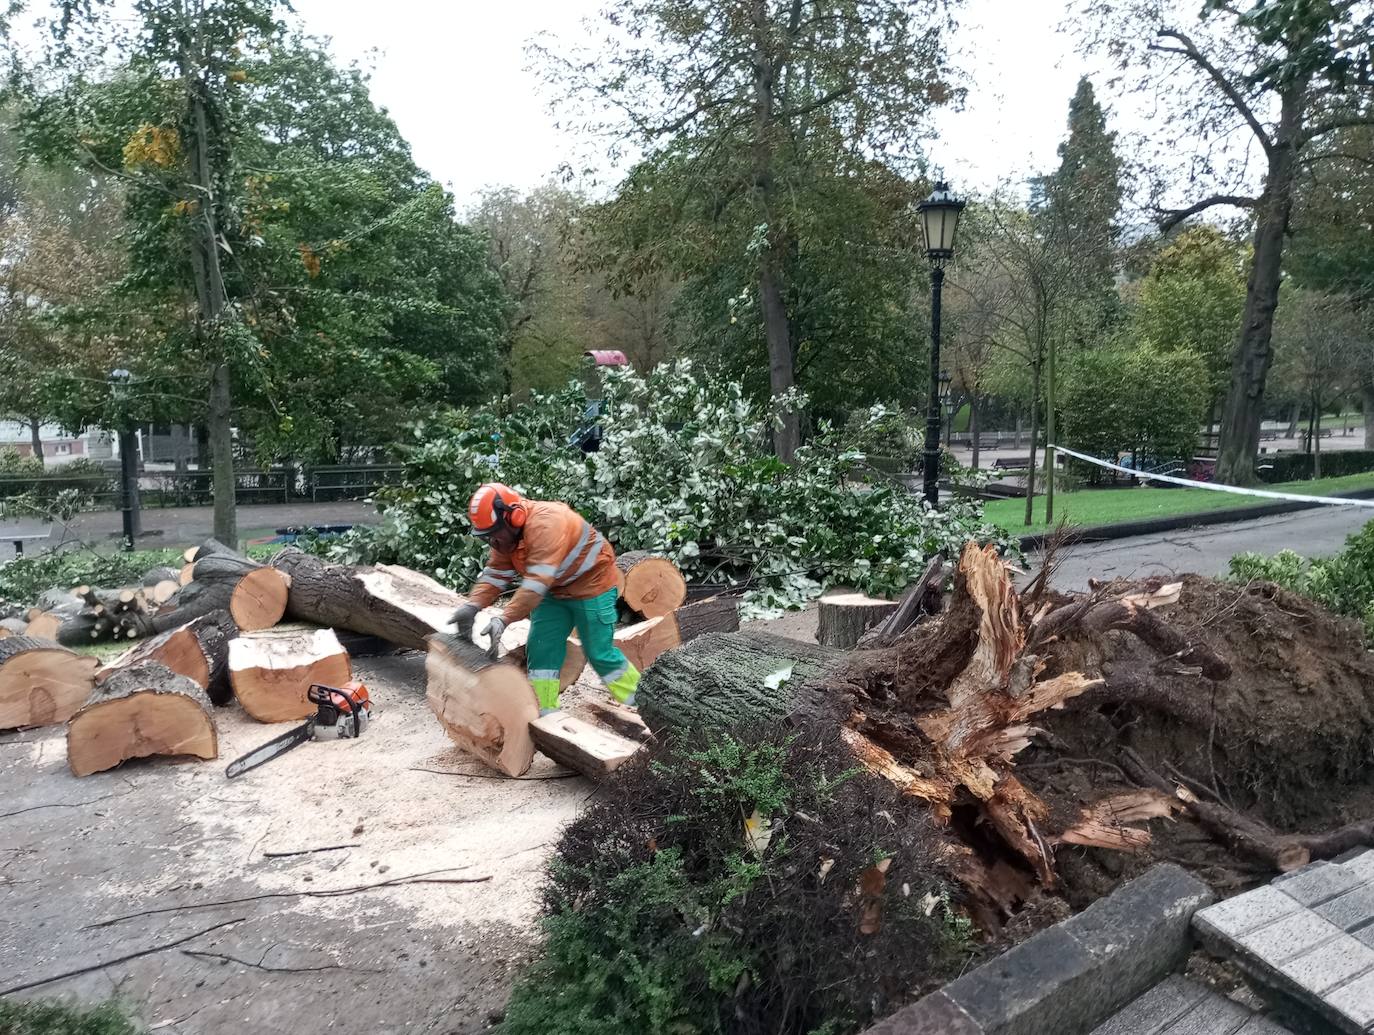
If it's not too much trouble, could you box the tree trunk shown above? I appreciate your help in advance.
[97,612,236,705]
[816,593,899,649]
[269,549,463,650]
[28,418,43,466]
[671,595,740,642]
[637,631,843,735]
[1313,388,1322,479]
[208,362,236,546]
[66,662,217,777]
[750,1,798,463]
[229,625,352,722]
[1214,83,1306,486]
[1045,334,1058,524]
[970,395,981,470]
[1023,360,1042,526]
[1363,382,1374,449]
[615,552,687,619]
[425,632,539,777]
[528,712,641,781]
[0,636,100,729]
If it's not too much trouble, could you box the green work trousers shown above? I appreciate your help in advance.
[525,587,640,711]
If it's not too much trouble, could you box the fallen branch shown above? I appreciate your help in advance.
[408,766,579,781]
[181,948,384,974]
[0,917,248,996]
[87,868,493,929]
[0,792,126,819]
[261,843,362,859]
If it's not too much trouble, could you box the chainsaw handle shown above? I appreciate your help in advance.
[307,683,369,738]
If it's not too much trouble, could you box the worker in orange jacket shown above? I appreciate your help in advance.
[449,483,640,715]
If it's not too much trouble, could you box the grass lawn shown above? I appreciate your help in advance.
[984,470,1374,536]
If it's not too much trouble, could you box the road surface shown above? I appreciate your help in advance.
[1039,505,1374,591]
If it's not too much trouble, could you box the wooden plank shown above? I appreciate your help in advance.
[529,711,641,779]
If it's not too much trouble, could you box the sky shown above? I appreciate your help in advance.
[289,0,1094,209]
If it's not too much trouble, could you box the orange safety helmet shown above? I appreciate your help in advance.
[468,483,526,536]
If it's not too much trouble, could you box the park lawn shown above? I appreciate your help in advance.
[985,470,1374,536]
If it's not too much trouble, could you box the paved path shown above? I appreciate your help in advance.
[1040,506,1374,592]
[3,500,377,558]
[1091,975,1292,1034]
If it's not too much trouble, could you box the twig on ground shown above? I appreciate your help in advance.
[262,843,361,858]
[0,917,248,996]
[181,948,384,974]
[87,868,493,929]
[408,766,578,781]
[0,792,127,819]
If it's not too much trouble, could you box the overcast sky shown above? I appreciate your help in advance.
[289,0,1095,208]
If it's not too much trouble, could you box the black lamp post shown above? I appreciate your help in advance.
[109,368,141,550]
[919,182,966,506]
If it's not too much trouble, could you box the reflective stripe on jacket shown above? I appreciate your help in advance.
[464,500,619,623]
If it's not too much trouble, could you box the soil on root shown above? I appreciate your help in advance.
[1028,576,1374,909]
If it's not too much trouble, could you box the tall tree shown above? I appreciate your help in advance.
[537,0,958,459]
[1084,0,1374,485]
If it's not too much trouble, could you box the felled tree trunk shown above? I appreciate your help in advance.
[816,593,898,649]
[425,632,539,777]
[0,636,101,729]
[229,624,351,722]
[154,540,288,633]
[671,595,740,641]
[270,549,460,650]
[98,612,236,705]
[66,662,218,776]
[637,631,844,735]
[615,551,687,618]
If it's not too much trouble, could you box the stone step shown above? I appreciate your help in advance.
[1089,975,1294,1035]
[1192,848,1374,1034]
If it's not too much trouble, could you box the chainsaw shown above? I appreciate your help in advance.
[226,681,371,779]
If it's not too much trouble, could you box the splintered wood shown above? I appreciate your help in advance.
[529,711,641,780]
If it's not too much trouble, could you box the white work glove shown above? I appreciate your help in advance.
[481,615,507,661]
[450,602,480,638]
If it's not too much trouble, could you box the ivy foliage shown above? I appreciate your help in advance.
[320,362,1011,614]
[1231,519,1374,643]
[500,724,973,1035]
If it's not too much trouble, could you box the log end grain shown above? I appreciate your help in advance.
[425,634,537,777]
[66,663,218,776]
[229,567,291,631]
[228,625,351,723]
[0,636,100,729]
[617,554,688,619]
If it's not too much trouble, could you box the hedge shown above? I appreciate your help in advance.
[1257,449,1374,483]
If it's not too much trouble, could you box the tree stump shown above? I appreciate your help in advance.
[66,662,218,776]
[425,633,539,776]
[816,593,898,649]
[0,636,101,729]
[229,624,352,722]
[615,551,687,618]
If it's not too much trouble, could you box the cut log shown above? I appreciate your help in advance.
[66,662,218,777]
[637,631,844,735]
[558,614,683,690]
[856,554,946,648]
[584,699,653,742]
[670,594,740,642]
[98,612,236,704]
[0,636,101,729]
[35,587,78,612]
[529,711,642,779]
[23,612,64,640]
[615,551,687,619]
[155,541,288,633]
[425,632,538,777]
[146,580,180,605]
[179,564,194,586]
[816,592,899,649]
[0,617,29,637]
[269,550,460,651]
[228,624,351,723]
[141,566,181,587]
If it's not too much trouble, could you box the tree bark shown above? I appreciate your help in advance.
[1313,389,1323,479]
[970,395,981,471]
[1214,81,1306,486]
[750,1,799,462]
[97,611,236,705]
[816,593,899,649]
[28,418,43,466]
[0,636,100,729]
[1023,359,1042,526]
[157,543,288,633]
[1363,382,1374,449]
[66,662,217,777]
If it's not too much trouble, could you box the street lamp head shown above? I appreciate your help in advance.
[938,370,952,403]
[109,368,132,383]
[918,181,965,267]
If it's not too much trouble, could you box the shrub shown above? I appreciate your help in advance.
[318,362,1013,615]
[500,723,974,1035]
[1256,448,1374,483]
[0,547,185,609]
[1230,518,1374,641]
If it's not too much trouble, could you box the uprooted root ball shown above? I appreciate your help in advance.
[499,722,977,1035]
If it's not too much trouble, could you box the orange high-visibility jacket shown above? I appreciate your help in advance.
[466,500,619,623]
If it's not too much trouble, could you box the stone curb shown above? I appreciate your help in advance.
[863,863,1215,1035]
[1016,487,1374,552]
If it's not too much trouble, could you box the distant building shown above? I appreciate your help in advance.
[0,421,114,465]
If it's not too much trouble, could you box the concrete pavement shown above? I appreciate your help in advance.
[1039,505,1374,592]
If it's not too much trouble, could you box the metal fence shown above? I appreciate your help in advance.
[308,464,403,502]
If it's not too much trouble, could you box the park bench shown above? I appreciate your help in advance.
[991,458,1030,471]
